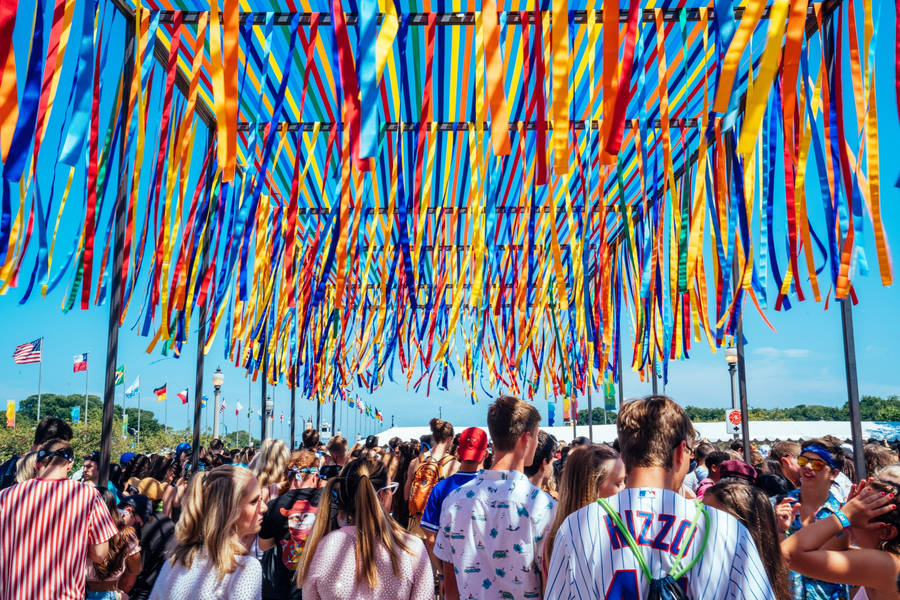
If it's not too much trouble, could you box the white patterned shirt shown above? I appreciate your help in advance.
[545,487,774,600]
[433,470,556,600]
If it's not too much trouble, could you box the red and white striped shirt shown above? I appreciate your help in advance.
[0,477,118,600]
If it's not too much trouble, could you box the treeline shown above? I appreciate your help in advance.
[577,395,899,424]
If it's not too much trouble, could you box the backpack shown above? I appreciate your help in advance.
[408,454,453,517]
[0,454,20,491]
[597,497,710,600]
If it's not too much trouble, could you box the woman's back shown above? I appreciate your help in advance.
[302,526,432,600]
[149,551,262,600]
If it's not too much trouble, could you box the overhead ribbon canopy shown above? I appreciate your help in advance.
[0,0,892,406]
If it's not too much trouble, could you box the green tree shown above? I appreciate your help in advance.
[576,407,618,425]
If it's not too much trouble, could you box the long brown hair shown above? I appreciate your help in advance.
[704,481,792,600]
[547,444,620,562]
[169,466,257,578]
[92,488,136,580]
[296,457,414,590]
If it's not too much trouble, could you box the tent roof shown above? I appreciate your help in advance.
[372,421,900,444]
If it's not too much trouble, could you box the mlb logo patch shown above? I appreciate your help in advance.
[638,489,658,499]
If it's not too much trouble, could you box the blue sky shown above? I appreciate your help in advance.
[0,1,897,445]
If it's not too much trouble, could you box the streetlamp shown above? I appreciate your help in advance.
[212,367,224,440]
[305,417,313,431]
[725,346,738,436]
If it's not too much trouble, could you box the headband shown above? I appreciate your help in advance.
[802,444,840,470]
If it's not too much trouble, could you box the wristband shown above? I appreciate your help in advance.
[833,510,850,536]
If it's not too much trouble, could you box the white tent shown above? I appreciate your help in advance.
[373,421,900,446]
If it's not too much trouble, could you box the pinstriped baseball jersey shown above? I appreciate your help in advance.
[545,487,774,600]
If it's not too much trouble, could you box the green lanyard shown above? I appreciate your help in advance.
[596,497,711,581]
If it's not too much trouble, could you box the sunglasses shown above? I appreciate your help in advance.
[37,448,74,463]
[798,455,828,471]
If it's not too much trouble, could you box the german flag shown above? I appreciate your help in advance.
[153,384,167,402]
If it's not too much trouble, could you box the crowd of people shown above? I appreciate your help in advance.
[1,394,900,599]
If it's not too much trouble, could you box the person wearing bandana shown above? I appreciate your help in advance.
[775,439,851,600]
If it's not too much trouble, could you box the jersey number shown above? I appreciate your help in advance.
[604,570,638,600]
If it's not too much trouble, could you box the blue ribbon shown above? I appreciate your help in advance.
[4,0,46,180]
[357,0,378,159]
[59,0,98,167]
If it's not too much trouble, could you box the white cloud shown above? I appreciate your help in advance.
[753,347,811,359]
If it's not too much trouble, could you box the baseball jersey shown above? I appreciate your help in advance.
[545,487,774,600]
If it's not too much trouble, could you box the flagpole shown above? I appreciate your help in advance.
[165,394,168,434]
[37,338,43,422]
[137,388,141,446]
[84,353,89,425]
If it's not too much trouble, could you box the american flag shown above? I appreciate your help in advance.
[13,339,42,364]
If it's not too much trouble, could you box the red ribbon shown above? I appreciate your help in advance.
[80,15,105,309]
[603,0,641,156]
[331,2,362,169]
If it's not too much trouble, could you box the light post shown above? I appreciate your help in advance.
[305,417,313,431]
[212,367,224,440]
[264,396,274,440]
[725,346,738,437]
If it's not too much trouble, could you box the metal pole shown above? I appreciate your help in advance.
[289,379,296,450]
[617,321,624,411]
[37,341,42,421]
[316,396,321,432]
[261,350,268,442]
[84,354,89,425]
[840,299,866,480]
[587,385,593,442]
[213,386,221,438]
[331,398,336,438]
[571,397,577,439]
[190,130,215,472]
[728,363,738,439]
[736,324,751,463]
[100,17,135,487]
[136,390,141,446]
[651,358,658,395]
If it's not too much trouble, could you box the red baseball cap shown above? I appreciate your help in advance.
[457,427,488,462]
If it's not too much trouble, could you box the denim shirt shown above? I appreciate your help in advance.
[785,489,850,600]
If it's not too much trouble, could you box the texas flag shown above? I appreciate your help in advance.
[177,389,189,405]
[73,353,88,373]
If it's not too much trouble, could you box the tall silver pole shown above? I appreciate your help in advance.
[37,339,43,422]
[84,353,89,425]
[728,363,737,439]
[213,386,221,439]
[137,390,141,446]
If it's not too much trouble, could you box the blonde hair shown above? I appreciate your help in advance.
[16,452,37,483]
[249,438,290,488]
[169,466,257,578]
[296,457,413,590]
[547,445,620,562]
